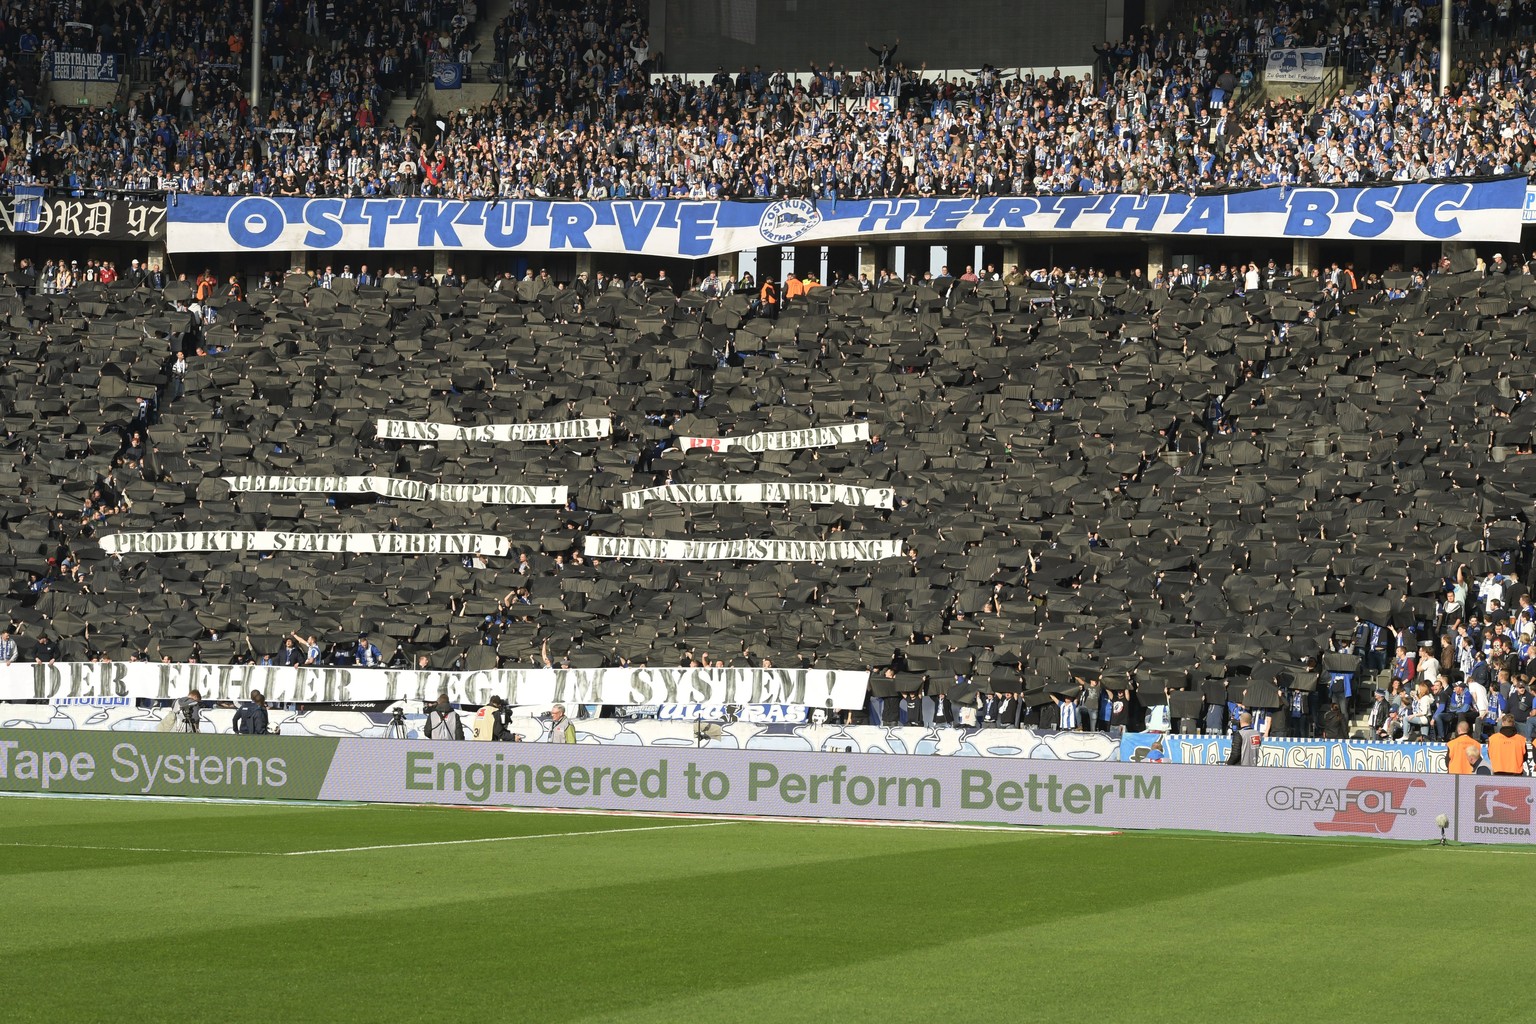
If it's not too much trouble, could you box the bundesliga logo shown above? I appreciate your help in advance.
[1473,785,1534,835]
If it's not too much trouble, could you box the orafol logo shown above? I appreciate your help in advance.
[1264,776,1426,834]
[1474,784,1533,825]
[759,199,821,244]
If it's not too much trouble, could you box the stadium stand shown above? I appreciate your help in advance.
[3,0,1535,197]
[1,0,1535,739]
[2,250,1534,737]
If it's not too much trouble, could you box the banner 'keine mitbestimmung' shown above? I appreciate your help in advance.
[164,180,1529,256]
[98,532,514,556]
[677,423,869,452]
[376,419,611,442]
[0,663,872,708]
[622,483,894,509]
[222,475,567,505]
[583,536,905,561]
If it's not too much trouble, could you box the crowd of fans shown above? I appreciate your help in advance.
[2,0,1535,200]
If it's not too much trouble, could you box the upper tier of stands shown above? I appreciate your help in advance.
[1,1,1532,200]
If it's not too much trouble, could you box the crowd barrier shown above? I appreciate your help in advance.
[1,728,1528,843]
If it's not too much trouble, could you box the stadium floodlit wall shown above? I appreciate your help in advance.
[2,729,1529,844]
[658,0,1108,77]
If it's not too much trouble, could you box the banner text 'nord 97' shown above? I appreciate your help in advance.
[164,179,1528,255]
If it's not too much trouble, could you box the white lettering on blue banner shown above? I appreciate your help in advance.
[164,180,1529,255]
[656,703,811,724]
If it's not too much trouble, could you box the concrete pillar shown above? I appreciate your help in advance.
[0,238,16,273]
[432,249,453,278]
[892,245,907,281]
[1441,240,1476,268]
[858,245,878,284]
[288,250,311,274]
[972,244,985,278]
[717,251,740,283]
[1147,242,1167,282]
[818,245,829,285]
[147,244,167,273]
[738,249,758,284]
[778,246,795,282]
[1002,243,1023,278]
[1292,239,1320,277]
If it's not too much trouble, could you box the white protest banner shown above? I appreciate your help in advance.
[0,664,871,709]
[677,422,869,452]
[222,475,566,505]
[98,532,513,556]
[583,536,904,561]
[621,482,893,510]
[376,419,610,442]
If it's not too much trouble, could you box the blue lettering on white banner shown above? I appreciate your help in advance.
[165,179,1529,255]
[1121,732,1448,773]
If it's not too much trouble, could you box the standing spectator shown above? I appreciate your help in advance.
[1446,721,1482,774]
[1488,715,1531,775]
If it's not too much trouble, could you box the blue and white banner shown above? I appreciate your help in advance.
[50,52,120,82]
[1121,732,1449,773]
[1264,48,1327,85]
[164,180,1528,255]
[11,186,44,233]
[432,61,463,89]
[657,703,811,724]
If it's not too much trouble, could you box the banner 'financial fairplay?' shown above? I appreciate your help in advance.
[0,663,871,709]
[164,179,1529,255]
[622,482,893,509]
[222,476,567,505]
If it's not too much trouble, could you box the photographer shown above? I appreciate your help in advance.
[232,691,270,735]
[472,696,518,741]
[424,693,464,741]
[176,689,204,733]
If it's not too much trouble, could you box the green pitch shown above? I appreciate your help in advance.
[1,795,1530,1023]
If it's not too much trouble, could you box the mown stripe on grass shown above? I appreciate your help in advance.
[282,819,736,855]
